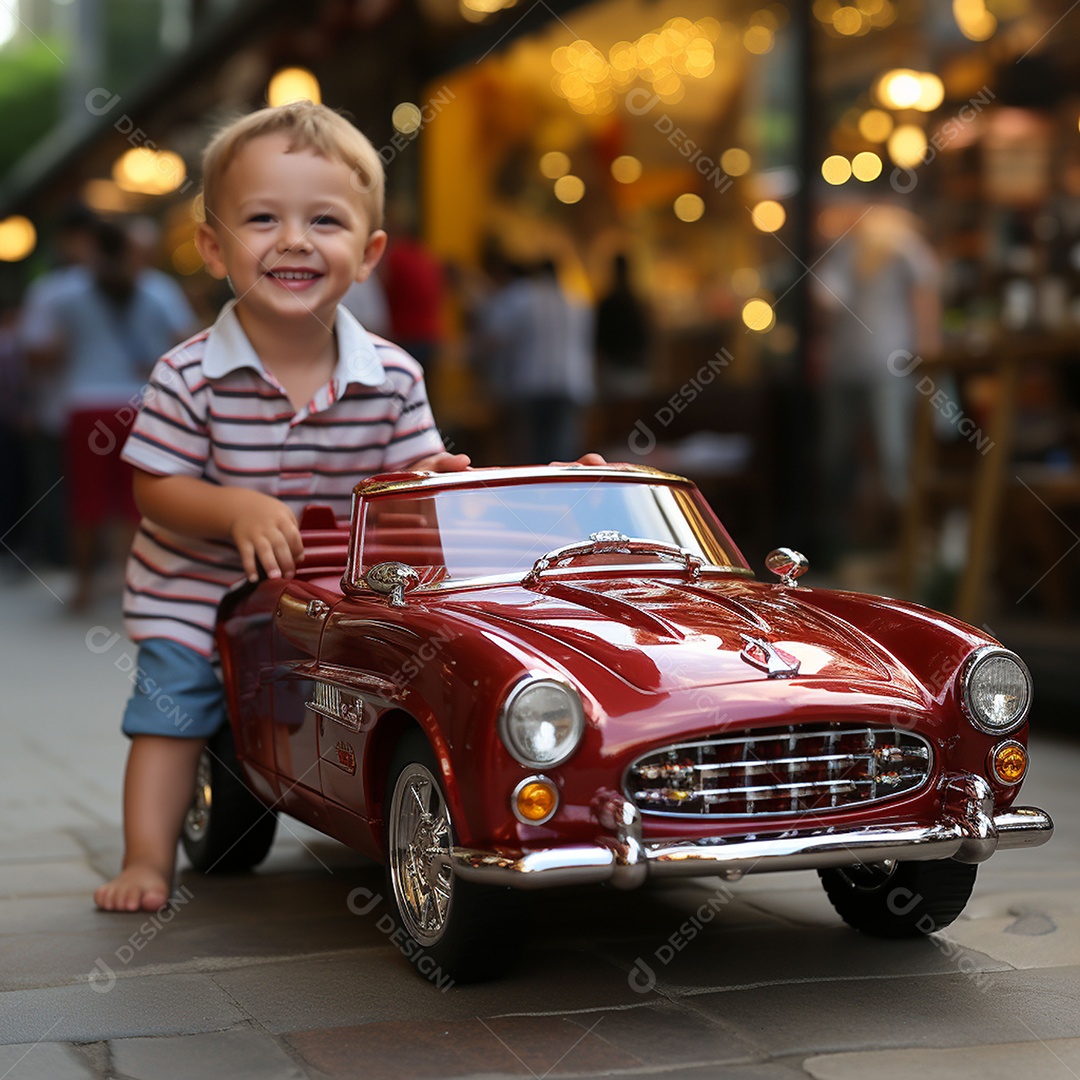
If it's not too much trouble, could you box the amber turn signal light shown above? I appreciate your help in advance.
[513,777,558,824]
[991,740,1027,786]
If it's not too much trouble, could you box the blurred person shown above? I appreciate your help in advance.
[380,201,445,369]
[481,258,595,463]
[28,219,191,610]
[815,202,942,565]
[595,253,651,398]
[17,202,100,565]
[123,216,199,340]
[0,297,28,559]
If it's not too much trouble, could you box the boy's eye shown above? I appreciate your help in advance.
[313,214,342,227]
[247,213,274,223]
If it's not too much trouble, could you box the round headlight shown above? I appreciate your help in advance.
[499,676,585,768]
[962,647,1032,734]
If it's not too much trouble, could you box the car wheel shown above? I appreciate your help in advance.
[181,726,277,873]
[818,858,978,938]
[385,731,523,983]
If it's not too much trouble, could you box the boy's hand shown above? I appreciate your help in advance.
[549,452,608,466]
[228,490,305,582]
[408,451,472,472]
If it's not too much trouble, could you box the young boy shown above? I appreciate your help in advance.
[94,102,468,912]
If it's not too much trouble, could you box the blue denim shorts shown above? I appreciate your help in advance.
[121,639,226,739]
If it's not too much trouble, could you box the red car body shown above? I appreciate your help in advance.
[206,465,1051,975]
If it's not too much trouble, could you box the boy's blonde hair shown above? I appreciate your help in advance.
[200,101,385,228]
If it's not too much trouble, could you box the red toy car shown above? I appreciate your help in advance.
[183,465,1052,982]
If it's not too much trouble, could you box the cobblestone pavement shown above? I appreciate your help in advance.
[2,570,1078,1080]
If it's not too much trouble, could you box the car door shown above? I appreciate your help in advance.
[270,582,334,823]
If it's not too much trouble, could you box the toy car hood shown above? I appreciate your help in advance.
[438,575,921,696]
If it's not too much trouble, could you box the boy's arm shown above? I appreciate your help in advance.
[133,470,304,583]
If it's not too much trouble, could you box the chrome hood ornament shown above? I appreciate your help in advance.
[765,548,809,587]
[740,634,801,679]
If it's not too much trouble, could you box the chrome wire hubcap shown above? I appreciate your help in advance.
[389,762,453,946]
[183,752,212,841]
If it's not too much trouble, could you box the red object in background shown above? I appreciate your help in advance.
[382,237,444,344]
[190,465,1052,984]
[65,408,138,525]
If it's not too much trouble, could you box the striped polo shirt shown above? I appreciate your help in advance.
[120,300,444,656]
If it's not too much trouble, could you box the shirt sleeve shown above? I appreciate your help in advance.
[17,279,66,352]
[382,367,446,469]
[121,354,210,478]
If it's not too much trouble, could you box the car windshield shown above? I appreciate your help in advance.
[358,480,747,583]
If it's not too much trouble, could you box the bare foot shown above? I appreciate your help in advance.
[94,862,171,912]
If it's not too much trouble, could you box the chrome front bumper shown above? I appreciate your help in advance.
[451,774,1054,891]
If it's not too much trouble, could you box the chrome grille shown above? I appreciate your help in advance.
[625,724,933,817]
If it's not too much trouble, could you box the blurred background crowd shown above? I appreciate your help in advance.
[1,0,1079,710]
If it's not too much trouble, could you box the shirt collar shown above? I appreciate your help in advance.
[202,299,387,391]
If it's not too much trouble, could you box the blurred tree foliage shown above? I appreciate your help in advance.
[104,0,165,92]
[0,41,65,177]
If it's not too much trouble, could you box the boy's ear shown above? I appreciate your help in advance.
[355,229,388,283]
[194,222,229,281]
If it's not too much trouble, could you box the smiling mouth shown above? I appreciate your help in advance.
[267,270,321,281]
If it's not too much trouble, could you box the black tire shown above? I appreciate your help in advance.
[384,730,524,984]
[181,726,277,873]
[818,858,978,938]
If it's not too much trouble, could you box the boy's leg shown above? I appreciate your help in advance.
[95,735,205,912]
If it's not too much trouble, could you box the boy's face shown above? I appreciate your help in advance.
[195,133,385,329]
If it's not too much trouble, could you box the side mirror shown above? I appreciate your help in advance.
[765,548,809,587]
[365,562,420,607]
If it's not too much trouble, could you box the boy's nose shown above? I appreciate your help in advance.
[277,226,313,254]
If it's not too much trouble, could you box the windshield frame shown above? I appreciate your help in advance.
[342,469,752,595]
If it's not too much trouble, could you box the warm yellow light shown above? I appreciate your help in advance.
[879,69,923,109]
[112,148,186,195]
[552,46,572,72]
[171,240,204,276]
[540,151,571,179]
[0,216,36,261]
[609,40,636,71]
[674,193,704,222]
[869,0,896,26]
[267,67,321,107]
[832,6,864,34]
[611,155,642,183]
[392,103,422,134]
[721,147,751,177]
[731,267,761,297]
[822,154,852,185]
[695,16,722,41]
[915,73,945,112]
[742,299,776,332]
[653,71,682,96]
[813,0,839,21]
[858,108,894,142]
[743,26,774,54]
[554,175,585,204]
[751,199,786,232]
[992,742,1027,785]
[852,151,883,181]
[458,2,491,22]
[515,780,558,822]
[954,0,996,40]
[82,179,130,214]
[888,125,928,168]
